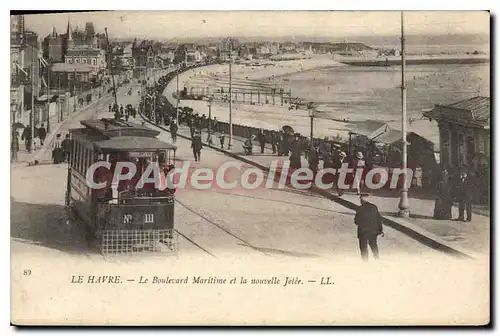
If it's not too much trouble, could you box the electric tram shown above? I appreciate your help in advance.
[65,118,178,253]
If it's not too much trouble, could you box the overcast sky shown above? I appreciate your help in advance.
[22,11,490,40]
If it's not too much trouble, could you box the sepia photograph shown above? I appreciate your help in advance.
[9,9,490,326]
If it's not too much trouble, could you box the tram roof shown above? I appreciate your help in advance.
[95,136,177,152]
[80,118,160,138]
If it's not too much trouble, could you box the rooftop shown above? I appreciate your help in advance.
[348,120,389,139]
[424,96,491,127]
[95,136,177,152]
[66,48,103,57]
[447,96,490,123]
[80,118,160,139]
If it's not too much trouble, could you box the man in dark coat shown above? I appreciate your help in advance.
[191,131,203,162]
[308,143,320,175]
[61,134,71,163]
[170,120,178,143]
[289,135,302,170]
[38,124,47,146]
[454,170,473,222]
[21,125,32,153]
[271,131,278,154]
[354,193,384,261]
[257,129,266,154]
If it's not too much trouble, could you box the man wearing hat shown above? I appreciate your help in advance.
[191,131,203,162]
[454,167,473,222]
[354,193,384,261]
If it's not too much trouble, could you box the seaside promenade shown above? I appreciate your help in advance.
[154,63,490,257]
[143,116,489,257]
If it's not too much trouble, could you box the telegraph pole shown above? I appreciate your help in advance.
[73,69,77,112]
[228,39,233,150]
[46,61,51,133]
[308,102,315,149]
[176,65,179,123]
[57,73,61,122]
[398,11,410,217]
[30,47,34,153]
[105,28,118,108]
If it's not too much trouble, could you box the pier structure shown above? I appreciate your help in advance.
[184,86,293,107]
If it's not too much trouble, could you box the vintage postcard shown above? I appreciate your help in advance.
[10,10,490,326]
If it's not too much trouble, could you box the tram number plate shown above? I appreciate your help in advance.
[144,213,155,224]
[129,152,153,158]
[123,213,155,224]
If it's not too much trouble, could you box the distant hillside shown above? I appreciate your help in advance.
[341,33,489,46]
[302,42,373,52]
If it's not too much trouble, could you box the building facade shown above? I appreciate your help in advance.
[424,96,490,170]
[65,47,106,73]
[11,15,41,125]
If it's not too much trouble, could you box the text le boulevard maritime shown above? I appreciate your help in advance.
[71,275,335,286]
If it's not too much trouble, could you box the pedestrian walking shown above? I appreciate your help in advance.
[108,104,112,112]
[257,129,266,154]
[354,193,384,261]
[213,117,219,132]
[61,134,71,163]
[191,131,203,162]
[219,131,226,149]
[38,124,47,146]
[170,120,178,143]
[433,167,453,220]
[52,134,64,164]
[21,125,32,153]
[308,143,320,175]
[454,168,473,222]
[271,131,277,154]
[32,126,40,151]
[334,151,347,196]
[290,136,302,170]
[354,152,366,195]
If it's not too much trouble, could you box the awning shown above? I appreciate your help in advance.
[347,120,389,139]
[36,94,59,104]
[372,129,404,145]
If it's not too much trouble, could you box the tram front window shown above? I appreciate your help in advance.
[93,150,174,201]
[119,151,172,198]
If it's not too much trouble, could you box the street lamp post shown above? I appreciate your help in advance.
[46,62,51,133]
[207,95,213,144]
[176,65,180,123]
[398,11,410,217]
[307,102,315,148]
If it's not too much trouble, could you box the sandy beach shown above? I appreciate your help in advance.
[165,55,354,140]
[164,54,489,151]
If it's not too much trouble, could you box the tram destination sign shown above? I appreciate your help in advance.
[129,151,154,158]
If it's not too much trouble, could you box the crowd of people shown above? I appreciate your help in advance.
[432,165,485,222]
[133,64,488,221]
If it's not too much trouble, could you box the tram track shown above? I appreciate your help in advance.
[174,197,270,257]
[175,229,217,258]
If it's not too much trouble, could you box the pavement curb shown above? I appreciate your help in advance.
[139,112,474,259]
